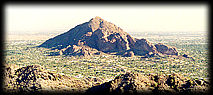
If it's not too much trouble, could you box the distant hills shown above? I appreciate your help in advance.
[39,16,178,57]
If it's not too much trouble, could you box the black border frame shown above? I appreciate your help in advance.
[1,1,211,95]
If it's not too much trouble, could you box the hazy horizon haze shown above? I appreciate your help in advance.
[5,4,208,35]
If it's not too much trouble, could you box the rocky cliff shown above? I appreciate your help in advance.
[39,16,178,57]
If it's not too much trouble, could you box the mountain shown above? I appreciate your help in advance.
[39,16,178,56]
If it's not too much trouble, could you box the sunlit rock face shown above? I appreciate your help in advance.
[86,16,136,53]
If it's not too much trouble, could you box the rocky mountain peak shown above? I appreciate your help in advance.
[88,16,105,32]
[87,16,123,34]
[39,17,178,57]
[89,16,104,22]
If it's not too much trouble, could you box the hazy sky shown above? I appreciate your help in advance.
[5,4,207,34]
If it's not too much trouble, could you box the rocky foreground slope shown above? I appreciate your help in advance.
[39,16,178,57]
[3,64,210,94]
[3,64,103,94]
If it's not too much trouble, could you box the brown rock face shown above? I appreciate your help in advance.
[90,30,133,52]
[155,43,178,55]
[131,39,158,56]
[82,16,136,53]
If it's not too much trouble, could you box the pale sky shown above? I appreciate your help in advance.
[5,4,208,35]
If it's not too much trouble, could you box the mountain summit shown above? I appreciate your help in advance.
[39,17,178,56]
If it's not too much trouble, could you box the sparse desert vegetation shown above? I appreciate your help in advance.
[5,32,208,80]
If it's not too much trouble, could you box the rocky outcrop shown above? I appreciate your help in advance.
[131,39,158,56]
[39,16,179,57]
[3,64,101,93]
[155,43,178,55]
[86,72,210,95]
[60,45,102,56]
